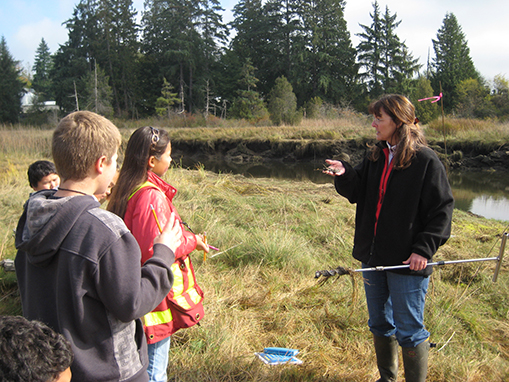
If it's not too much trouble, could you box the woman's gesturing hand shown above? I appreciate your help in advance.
[323,159,345,176]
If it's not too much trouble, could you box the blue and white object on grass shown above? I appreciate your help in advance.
[255,347,302,365]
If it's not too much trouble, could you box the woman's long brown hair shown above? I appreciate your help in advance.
[368,94,427,170]
[107,126,170,218]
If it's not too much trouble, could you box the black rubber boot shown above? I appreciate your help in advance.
[401,340,429,382]
[374,334,399,382]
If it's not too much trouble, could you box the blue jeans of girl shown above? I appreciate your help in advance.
[147,336,171,382]
[363,264,430,348]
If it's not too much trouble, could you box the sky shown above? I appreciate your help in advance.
[0,0,507,82]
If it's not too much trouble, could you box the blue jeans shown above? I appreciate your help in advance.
[147,336,171,382]
[362,264,430,348]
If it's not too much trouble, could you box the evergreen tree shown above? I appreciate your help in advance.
[32,38,53,101]
[155,77,180,117]
[229,59,269,122]
[276,0,302,75]
[304,96,323,118]
[50,0,99,112]
[214,48,243,112]
[139,0,174,115]
[230,0,273,96]
[82,63,114,117]
[260,0,302,93]
[357,2,419,100]
[0,36,24,123]
[431,12,478,112]
[193,0,228,114]
[356,1,383,96]
[379,7,420,95]
[142,0,203,113]
[300,0,358,105]
[410,76,440,124]
[267,76,301,125]
[50,0,140,116]
[196,0,227,76]
[96,0,140,117]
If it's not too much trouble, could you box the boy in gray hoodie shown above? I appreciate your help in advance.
[15,111,182,382]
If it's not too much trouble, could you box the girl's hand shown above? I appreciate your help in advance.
[323,159,345,176]
[195,234,210,253]
[403,253,428,271]
[154,212,183,253]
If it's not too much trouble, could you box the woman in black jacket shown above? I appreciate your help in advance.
[324,94,454,382]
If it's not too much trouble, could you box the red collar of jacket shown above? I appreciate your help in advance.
[147,171,177,202]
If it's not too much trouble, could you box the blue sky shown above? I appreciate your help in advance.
[0,0,507,82]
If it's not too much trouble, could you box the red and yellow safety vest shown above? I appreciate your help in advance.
[125,174,204,343]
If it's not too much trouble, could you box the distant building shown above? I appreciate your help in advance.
[21,89,59,113]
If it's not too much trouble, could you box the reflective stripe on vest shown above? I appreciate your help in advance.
[171,257,202,309]
[128,181,158,200]
[128,181,202,328]
[144,308,173,327]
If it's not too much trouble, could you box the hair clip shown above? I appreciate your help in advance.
[149,126,159,145]
[414,117,420,125]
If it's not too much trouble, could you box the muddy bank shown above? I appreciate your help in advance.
[171,138,509,171]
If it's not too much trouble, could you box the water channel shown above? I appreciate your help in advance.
[179,157,509,223]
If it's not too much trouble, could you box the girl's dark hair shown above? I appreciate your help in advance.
[107,126,170,218]
[368,94,427,170]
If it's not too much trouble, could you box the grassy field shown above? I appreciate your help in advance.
[1,119,509,381]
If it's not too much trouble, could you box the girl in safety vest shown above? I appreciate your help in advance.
[108,126,208,382]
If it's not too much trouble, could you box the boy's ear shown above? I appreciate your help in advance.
[95,155,108,174]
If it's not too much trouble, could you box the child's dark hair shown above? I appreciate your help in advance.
[0,315,73,382]
[107,126,170,218]
[27,160,57,189]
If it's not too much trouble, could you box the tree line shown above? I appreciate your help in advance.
[1,0,508,125]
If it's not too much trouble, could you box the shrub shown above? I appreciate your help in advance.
[305,97,323,119]
[267,76,301,126]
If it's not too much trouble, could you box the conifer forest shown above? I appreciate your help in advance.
[1,0,508,124]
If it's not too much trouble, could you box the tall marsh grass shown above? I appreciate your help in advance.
[1,123,509,380]
[426,117,509,144]
[125,114,509,145]
[4,113,509,143]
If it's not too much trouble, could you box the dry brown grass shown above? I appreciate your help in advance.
[1,125,509,381]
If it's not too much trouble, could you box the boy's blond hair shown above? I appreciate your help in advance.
[52,111,121,181]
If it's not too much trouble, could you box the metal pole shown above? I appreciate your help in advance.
[316,235,508,281]
[493,232,508,282]
[353,257,499,273]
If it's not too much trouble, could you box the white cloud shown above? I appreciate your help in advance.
[13,18,67,66]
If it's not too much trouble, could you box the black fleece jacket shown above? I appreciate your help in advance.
[15,190,175,382]
[334,143,454,276]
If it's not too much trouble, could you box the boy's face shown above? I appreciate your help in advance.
[95,170,118,204]
[34,173,60,191]
[53,366,72,382]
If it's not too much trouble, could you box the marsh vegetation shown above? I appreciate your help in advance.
[1,119,509,381]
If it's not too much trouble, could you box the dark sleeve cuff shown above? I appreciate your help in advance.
[152,243,176,265]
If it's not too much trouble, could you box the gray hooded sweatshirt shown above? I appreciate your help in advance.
[15,189,175,382]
